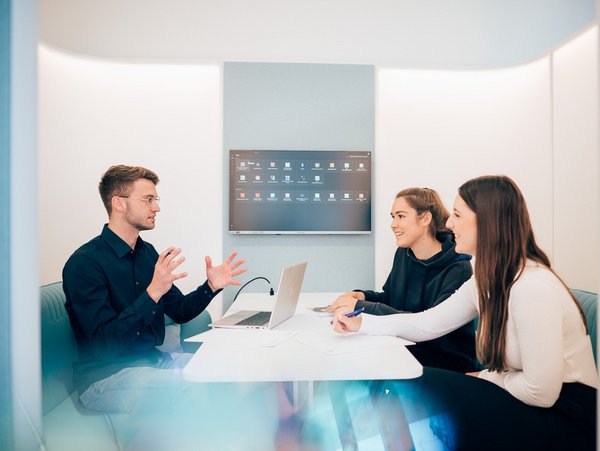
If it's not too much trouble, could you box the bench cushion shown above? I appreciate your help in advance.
[571,289,597,363]
[41,282,78,415]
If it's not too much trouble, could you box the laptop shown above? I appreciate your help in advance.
[210,261,307,330]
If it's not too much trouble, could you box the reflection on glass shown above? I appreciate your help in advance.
[43,378,458,450]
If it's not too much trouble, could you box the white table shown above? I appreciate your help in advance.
[183,292,423,394]
[182,292,423,446]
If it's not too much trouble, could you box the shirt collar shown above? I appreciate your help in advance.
[100,224,146,258]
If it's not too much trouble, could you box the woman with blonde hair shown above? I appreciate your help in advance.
[328,187,477,373]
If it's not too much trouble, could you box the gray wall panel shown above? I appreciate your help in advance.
[222,62,375,308]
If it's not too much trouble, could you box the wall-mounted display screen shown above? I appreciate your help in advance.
[229,150,372,234]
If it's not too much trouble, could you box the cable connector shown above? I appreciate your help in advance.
[233,276,274,302]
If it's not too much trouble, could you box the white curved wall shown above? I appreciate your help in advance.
[38,46,224,316]
[39,0,595,68]
[38,25,599,308]
[552,26,599,291]
[375,25,598,292]
[375,59,553,287]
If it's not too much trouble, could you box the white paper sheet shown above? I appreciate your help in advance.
[184,328,297,347]
[296,330,414,355]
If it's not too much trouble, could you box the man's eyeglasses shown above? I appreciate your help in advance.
[118,196,160,207]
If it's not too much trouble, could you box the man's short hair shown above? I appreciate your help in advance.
[99,165,159,215]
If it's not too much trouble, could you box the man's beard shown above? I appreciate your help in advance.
[134,222,154,231]
[126,212,155,231]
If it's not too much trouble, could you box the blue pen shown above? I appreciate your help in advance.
[330,307,364,325]
[345,307,365,318]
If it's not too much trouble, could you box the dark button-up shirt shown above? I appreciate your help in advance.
[63,224,219,392]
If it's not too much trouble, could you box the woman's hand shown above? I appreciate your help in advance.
[327,291,364,313]
[332,311,362,333]
[466,371,481,377]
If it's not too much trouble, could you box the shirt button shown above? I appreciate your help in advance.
[152,311,156,315]
[136,331,140,336]
[135,282,139,286]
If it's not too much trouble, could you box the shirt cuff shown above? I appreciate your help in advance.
[135,290,161,324]
[360,313,380,335]
[353,289,371,301]
[201,280,222,298]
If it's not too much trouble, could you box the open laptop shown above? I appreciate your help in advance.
[210,261,307,330]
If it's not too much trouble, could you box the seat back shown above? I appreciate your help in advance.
[571,289,597,364]
[180,309,212,352]
[40,281,213,415]
[40,282,78,415]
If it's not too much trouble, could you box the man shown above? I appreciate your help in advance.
[63,165,246,412]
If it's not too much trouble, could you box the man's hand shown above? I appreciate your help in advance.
[206,251,247,292]
[326,291,364,313]
[147,247,188,303]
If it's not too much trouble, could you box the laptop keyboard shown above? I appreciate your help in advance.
[236,311,272,326]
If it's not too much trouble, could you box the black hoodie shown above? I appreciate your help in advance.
[355,232,478,372]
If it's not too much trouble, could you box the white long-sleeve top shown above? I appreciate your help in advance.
[361,261,598,407]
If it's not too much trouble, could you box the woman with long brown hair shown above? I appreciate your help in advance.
[333,175,597,450]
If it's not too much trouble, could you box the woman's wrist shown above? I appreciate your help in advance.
[351,290,366,301]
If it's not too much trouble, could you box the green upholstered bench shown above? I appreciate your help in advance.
[571,289,597,363]
[40,281,211,450]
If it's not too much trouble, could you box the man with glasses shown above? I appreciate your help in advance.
[63,165,247,412]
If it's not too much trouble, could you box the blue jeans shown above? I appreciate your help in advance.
[79,353,202,413]
[79,354,286,449]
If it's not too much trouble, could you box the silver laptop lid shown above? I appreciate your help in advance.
[267,261,307,329]
[209,261,307,329]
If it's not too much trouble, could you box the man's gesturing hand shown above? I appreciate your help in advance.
[206,251,247,292]
[147,247,188,303]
